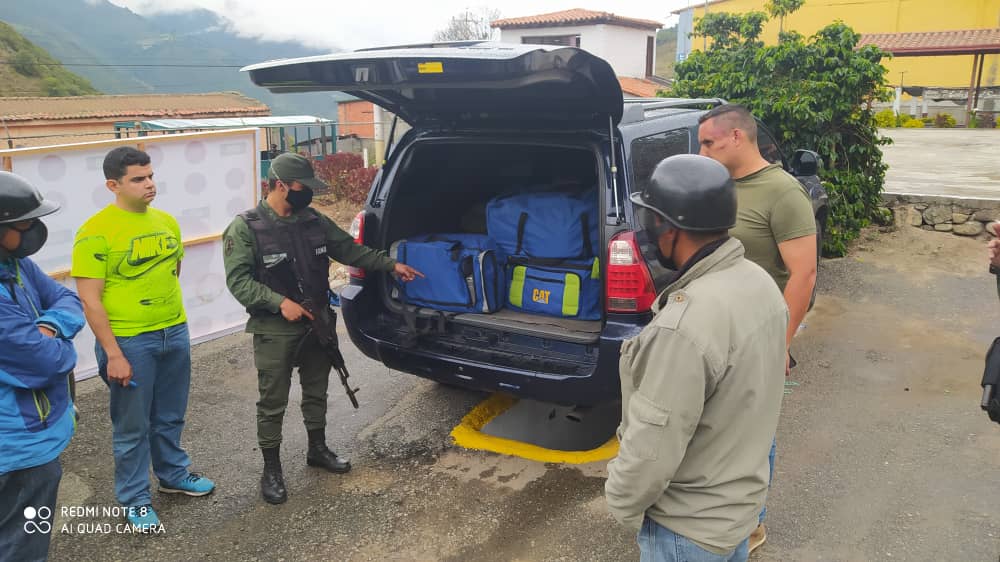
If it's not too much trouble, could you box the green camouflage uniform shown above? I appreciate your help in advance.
[223,200,395,448]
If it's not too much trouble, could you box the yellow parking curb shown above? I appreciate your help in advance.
[449,393,620,464]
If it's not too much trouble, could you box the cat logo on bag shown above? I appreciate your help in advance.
[532,289,551,304]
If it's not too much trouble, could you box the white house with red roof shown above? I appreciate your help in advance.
[491,8,666,97]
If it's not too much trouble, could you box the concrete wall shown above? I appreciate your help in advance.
[501,24,656,78]
[598,25,655,78]
[676,0,1000,89]
[884,193,1000,238]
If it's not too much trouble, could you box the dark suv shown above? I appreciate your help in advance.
[245,42,827,406]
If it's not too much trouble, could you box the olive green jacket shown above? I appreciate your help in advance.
[222,201,395,334]
[606,237,788,554]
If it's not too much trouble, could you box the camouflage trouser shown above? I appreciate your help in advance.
[252,332,332,449]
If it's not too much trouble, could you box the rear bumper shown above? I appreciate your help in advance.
[341,283,639,406]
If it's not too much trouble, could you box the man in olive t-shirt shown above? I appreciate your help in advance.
[698,104,817,554]
[729,165,817,292]
[72,147,215,530]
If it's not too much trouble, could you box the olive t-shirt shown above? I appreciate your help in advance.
[71,205,186,336]
[730,164,815,292]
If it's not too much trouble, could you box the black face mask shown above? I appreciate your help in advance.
[635,207,677,270]
[286,186,313,211]
[1,220,48,259]
[655,237,678,271]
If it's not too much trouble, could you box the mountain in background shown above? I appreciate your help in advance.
[0,20,99,97]
[2,0,341,118]
[655,25,678,79]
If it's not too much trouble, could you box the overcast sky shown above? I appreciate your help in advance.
[105,0,691,52]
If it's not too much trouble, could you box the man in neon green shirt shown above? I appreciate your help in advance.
[72,146,215,530]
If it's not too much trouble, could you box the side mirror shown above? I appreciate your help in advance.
[790,149,820,177]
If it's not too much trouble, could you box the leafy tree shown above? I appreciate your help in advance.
[669,8,891,256]
[766,0,805,34]
[42,76,68,96]
[12,50,40,76]
[1,20,99,96]
[434,8,500,41]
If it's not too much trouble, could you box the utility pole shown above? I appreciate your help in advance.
[703,0,709,50]
[0,115,13,149]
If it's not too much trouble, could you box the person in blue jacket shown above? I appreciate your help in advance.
[0,171,84,562]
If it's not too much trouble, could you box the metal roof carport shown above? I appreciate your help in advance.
[859,28,1000,115]
[116,115,337,158]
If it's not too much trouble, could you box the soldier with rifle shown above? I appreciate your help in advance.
[223,153,422,505]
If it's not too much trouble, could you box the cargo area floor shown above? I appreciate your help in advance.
[451,308,601,344]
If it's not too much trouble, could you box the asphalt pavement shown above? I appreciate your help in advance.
[882,128,1000,200]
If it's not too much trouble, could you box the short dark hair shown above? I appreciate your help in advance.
[698,104,758,142]
[103,146,151,180]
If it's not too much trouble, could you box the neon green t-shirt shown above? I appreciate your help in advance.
[71,205,186,336]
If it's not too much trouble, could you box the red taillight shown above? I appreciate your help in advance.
[348,211,366,280]
[606,231,657,313]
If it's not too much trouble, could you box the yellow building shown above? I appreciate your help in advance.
[673,0,1000,88]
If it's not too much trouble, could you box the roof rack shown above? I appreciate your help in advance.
[354,40,488,52]
[620,97,727,124]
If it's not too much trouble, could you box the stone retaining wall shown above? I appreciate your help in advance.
[881,193,1000,238]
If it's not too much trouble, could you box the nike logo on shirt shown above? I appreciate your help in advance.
[116,233,180,278]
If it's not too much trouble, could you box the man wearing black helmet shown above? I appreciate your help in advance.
[0,171,85,561]
[605,155,788,562]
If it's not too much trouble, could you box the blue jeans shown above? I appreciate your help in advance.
[0,457,62,562]
[96,323,192,507]
[759,437,776,524]
[638,517,749,562]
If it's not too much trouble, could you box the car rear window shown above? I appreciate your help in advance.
[629,128,690,193]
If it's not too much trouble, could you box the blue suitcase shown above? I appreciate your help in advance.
[389,234,504,313]
[506,256,601,320]
[486,191,599,259]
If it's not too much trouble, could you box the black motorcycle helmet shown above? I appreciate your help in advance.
[629,154,736,234]
[0,171,60,224]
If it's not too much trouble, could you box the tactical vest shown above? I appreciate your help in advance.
[240,204,330,313]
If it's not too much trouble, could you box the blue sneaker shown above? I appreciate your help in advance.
[125,504,160,529]
[159,472,215,497]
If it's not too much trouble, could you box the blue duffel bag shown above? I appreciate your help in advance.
[506,256,601,320]
[389,233,504,313]
[486,191,599,259]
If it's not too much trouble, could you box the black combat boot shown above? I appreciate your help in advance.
[306,429,351,474]
[260,446,287,504]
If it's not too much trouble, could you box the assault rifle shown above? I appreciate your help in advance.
[300,294,360,409]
